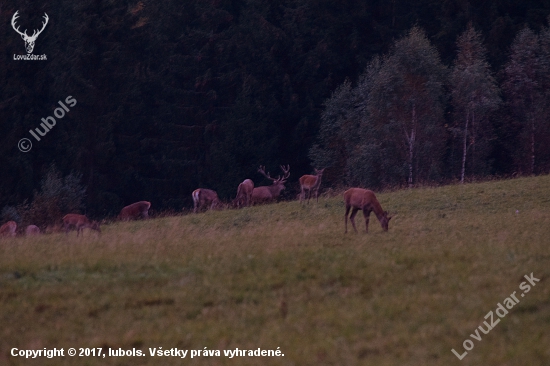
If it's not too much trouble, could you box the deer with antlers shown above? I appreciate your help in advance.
[299,168,325,204]
[11,11,49,54]
[234,179,254,208]
[251,165,290,204]
[192,188,221,213]
[344,188,392,233]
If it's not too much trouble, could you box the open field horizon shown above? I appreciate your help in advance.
[1,175,549,365]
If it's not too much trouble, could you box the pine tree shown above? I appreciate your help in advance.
[502,27,544,175]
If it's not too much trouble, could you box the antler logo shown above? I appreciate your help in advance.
[11,11,49,54]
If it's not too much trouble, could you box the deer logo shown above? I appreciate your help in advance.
[11,11,49,54]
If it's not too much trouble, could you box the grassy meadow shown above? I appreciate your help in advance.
[1,175,549,365]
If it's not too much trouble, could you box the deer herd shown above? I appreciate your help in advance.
[0,165,392,238]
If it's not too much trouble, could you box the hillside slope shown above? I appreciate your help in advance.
[1,176,549,365]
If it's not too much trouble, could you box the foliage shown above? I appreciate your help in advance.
[1,165,87,229]
[450,25,501,182]
[1,1,550,213]
[502,27,550,175]
[312,28,447,188]
[367,27,447,187]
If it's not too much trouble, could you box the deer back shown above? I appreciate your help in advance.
[200,189,219,203]
[252,186,274,201]
[300,168,325,190]
[25,225,40,235]
[63,214,89,226]
[235,179,254,207]
[120,201,150,220]
[0,221,17,237]
[345,188,383,210]
[241,179,254,194]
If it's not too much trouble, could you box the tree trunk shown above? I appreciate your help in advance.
[461,109,469,184]
[408,104,417,188]
[531,117,535,175]
[471,109,476,177]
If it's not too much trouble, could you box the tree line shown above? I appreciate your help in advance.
[1,0,550,222]
[311,24,550,189]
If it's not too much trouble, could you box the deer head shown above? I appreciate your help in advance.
[11,11,49,54]
[256,165,290,198]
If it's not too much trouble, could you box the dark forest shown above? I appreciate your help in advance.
[1,0,550,223]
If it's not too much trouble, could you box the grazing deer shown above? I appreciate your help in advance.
[192,188,220,213]
[62,214,101,236]
[251,165,290,204]
[344,188,392,233]
[25,225,40,236]
[45,224,63,234]
[0,221,17,237]
[119,201,151,221]
[234,179,254,208]
[299,168,325,204]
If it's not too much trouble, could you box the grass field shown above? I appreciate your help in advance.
[1,175,549,365]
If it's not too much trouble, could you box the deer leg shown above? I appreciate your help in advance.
[349,208,359,233]
[344,205,351,233]
[363,209,370,233]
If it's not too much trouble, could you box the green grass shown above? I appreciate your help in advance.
[1,176,549,365]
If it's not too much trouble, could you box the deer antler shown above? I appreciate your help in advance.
[30,13,49,40]
[257,165,277,182]
[11,11,27,38]
[279,165,290,181]
[11,12,48,40]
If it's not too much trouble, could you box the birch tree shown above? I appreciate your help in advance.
[368,27,447,187]
[451,25,500,183]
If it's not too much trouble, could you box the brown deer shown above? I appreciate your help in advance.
[192,188,220,213]
[344,188,392,233]
[62,214,101,236]
[251,165,290,204]
[25,225,41,236]
[234,179,254,208]
[45,224,63,234]
[119,201,151,221]
[0,221,17,237]
[299,168,325,204]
